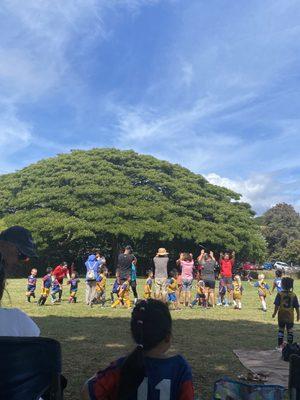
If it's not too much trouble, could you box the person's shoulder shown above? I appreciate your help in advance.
[169,355,193,379]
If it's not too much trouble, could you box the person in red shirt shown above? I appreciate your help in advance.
[219,251,235,306]
[52,261,70,302]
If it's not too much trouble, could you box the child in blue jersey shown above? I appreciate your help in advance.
[51,275,61,304]
[167,269,180,310]
[82,299,194,400]
[26,268,37,302]
[272,270,283,294]
[111,269,121,304]
[68,272,80,303]
[217,278,227,306]
[37,267,52,306]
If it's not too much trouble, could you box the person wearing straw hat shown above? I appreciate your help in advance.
[153,248,169,302]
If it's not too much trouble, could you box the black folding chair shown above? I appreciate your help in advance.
[289,354,300,400]
[0,337,62,400]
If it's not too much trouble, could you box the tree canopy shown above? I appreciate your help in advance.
[260,203,300,263]
[0,148,266,268]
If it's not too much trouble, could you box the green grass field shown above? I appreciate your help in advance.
[3,278,299,399]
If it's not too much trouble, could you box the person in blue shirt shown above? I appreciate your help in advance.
[272,270,283,294]
[51,276,61,304]
[85,254,100,307]
[83,299,194,400]
[37,267,52,306]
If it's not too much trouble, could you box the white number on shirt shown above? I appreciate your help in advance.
[137,378,171,400]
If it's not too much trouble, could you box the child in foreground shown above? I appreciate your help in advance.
[51,275,61,304]
[272,277,300,349]
[82,299,194,400]
[37,267,52,306]
[26,268,37,302]
[68,272,80,303]
[111,269,121,303]
[217,278,226,306]
[144,270,153,299]
[252,274,271,312]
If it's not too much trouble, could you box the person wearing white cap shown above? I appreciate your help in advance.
[153,248,169,302]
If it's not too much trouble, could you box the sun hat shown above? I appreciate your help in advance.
[0,226,37,258]
[156,248,169,256]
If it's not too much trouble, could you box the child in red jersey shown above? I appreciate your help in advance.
[82,299,194,400]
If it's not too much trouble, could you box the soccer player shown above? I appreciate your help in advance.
[96,267,107,307]
[37,267,52,306]
[82,299,194,400]
[26,268,37,302]
[111,275,131,309]
[144,270,153,299]
[252,274,271,312]
[273,277,300,349]
[167,270,179,310]
[52,261,70,302]
[232,274,243,310]
[68,272,80,303]
[190,277,206,308]
[272,270,283,294]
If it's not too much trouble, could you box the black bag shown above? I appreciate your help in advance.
[282,343,300,362]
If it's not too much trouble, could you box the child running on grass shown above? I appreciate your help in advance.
[272,277,300,350]
[96,266,107,307]
[272,270,283,294]
[232,274,243,310]
[252,273,271,312]
[68,272,80,303]
[37,267,52,306]
[144,270,153,299]
[190,277,206,308]
[82,299,194,400]
[167,269,180,310]
[26,268,37,302]
[51,275,61,304]
[111,275,131,309]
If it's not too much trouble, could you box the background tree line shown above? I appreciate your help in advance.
[0,148,268,275]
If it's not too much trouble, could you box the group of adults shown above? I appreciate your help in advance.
[153,247,235,306]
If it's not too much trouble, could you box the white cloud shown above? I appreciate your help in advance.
[205,172,300,214]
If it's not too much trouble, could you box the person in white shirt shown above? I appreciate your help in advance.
[0,226,40,337]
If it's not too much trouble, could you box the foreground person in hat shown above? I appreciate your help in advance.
[0,226,40,336]
[153,248,169,302]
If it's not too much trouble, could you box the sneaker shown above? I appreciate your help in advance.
[224,303,229,307]
[217,302,222,306]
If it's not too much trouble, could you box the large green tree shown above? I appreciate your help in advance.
[0,149,266,268]
[261,203,300,262]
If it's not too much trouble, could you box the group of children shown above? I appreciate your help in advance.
[26,267,80,305]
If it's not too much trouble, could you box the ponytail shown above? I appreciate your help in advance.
[118,299,172,400]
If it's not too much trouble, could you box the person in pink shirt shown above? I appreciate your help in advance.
[177,253,194,307]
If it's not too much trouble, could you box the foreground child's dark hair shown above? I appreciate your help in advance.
[282,277,294,291]
[118,299,172,400]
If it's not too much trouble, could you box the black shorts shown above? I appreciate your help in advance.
[204,280,215,289]
[278,321,294,331]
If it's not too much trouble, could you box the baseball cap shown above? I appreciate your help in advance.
[0,226,37,258]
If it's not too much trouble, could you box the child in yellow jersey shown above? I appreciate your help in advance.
[111,275,131,309]
[144,270,153,299]
[167,270,179,310]
[273,277,300,349]
[252,273,271,312]
[96,267,108,307]
[190,278,206,308]
[233,274,243,310]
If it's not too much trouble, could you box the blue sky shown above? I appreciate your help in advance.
[1,0,300,214]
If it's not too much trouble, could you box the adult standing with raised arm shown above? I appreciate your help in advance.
[219,251,235,306]
[198,249,216,307]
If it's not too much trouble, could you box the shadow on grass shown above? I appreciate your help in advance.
[32,315,278,400]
